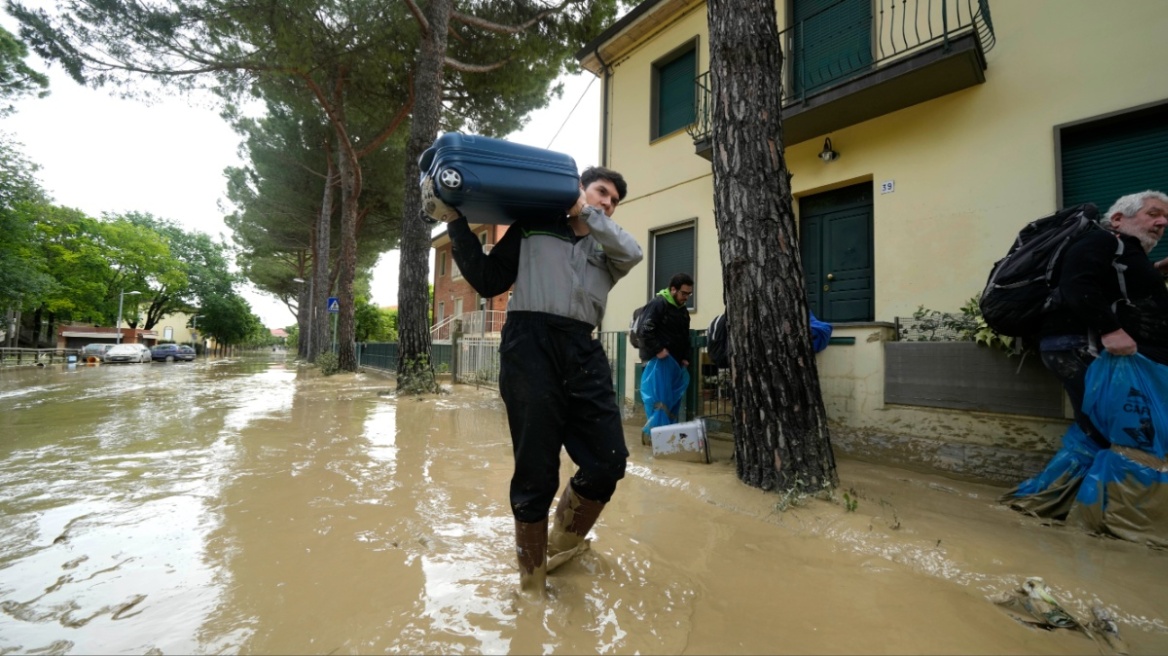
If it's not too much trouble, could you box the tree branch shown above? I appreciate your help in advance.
[450,0,576,35]
[403,0,430,38]
[444,56,510,74]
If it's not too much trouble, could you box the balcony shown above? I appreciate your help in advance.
[688,0,996,157]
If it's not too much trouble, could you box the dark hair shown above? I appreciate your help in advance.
[580,166,628,203]
[669,272,694,290]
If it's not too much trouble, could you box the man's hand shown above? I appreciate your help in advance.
[681,360,689,367]
[421,177,460,223]
[656,349,669,359]
[568,188,587,218]
[1155,256,1168,276]
[1101,328,1138,356]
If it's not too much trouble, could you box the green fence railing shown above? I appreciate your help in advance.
[356,342,453,373]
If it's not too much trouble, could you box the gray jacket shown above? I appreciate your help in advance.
[448,207,643,328]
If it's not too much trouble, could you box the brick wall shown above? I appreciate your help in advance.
[432,224,512,326]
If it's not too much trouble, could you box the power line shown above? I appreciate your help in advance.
[546,74,597,150]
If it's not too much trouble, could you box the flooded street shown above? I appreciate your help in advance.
[1,356,1166,655]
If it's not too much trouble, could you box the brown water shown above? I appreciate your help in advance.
[1,356,1165,655]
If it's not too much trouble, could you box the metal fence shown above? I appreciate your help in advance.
[356,342,453,373]
[0,348,80,367]
[455,337,501,386]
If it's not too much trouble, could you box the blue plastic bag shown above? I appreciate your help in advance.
[1014,424,1100,497]
[1083,352,1168,460]
[810,312,833,353]
[641,356,690,435]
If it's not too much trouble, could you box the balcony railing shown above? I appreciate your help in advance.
[688,0,995,147]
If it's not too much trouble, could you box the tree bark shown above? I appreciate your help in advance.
[311,143,336,363]
[334,79,360,372]
[707,0,837,493]
[396,0,453,393]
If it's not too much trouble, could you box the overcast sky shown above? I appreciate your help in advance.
[1,10,603,328]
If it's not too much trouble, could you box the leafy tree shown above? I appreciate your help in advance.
[0,24,48,116]
[116,211,237,329]
[707,0,836,494]
[198,293,260,346]
[0,134,53,311]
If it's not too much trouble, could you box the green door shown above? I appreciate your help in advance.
[800,183,874,321]
[1061,103,1168,262]
[792,0,873,99]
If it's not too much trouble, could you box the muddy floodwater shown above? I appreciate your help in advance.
[1,356,1166,655]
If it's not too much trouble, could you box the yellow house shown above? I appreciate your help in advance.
[577,0,1168,479]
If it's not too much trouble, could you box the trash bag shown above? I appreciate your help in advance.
[1001,424,1100,520]
[1004,353,1168,546]
[641,356,690,435]
[810,312,833,353]
[1083,352,1168,460]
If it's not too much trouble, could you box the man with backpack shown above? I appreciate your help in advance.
[1038,190,1168,449]
[637,274,693,433]
[638,273,694,367]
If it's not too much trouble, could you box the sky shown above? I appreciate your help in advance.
[1,10,603,328]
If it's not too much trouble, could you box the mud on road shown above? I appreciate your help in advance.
[1,356,1165,654]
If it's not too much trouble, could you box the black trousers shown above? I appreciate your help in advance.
[1040,341,1110,449]
[499,312,628,523]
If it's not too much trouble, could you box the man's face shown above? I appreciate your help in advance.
[583,179,620,217]
[1111,198,1168,253]
[670,284,694,306]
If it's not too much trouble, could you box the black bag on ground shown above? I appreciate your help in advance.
[979,204,1100,337]
[706,313,729,368]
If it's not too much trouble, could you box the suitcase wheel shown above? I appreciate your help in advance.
[438,167,463,191]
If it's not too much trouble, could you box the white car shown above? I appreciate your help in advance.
[104,343,152,363]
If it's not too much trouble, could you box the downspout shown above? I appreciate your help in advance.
[594,49,612,167]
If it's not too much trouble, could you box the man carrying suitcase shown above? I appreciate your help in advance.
[423,166,643,599]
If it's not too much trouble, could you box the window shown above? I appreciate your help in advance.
[440,251,447,277]
[454,298,463,318]
[650,222,696,309]
[452,257,462,280]
[163,327,173,341]
[437,302,445,324]
[652,40,698,140]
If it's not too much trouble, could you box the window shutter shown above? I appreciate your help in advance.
[653,226,696,309]
[1062,105,1168,262]
[657,49,696,137]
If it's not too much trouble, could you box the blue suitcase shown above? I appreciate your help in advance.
[419,133,580,225]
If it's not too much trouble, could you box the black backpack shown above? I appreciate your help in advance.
[628,304,647,348]
[979,203,1100,337]
[706,313,729,368]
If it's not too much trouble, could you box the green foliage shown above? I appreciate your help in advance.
[315,350,339,376]
[0,25,49,116]
[900,294,1014,351]
[0,134,54,309]
[197,294,261,346]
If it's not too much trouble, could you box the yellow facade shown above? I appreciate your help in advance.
[584,0,1168,469]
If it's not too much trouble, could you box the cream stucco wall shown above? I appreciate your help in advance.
[593,0,1167,464]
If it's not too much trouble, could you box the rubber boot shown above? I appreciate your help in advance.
[515,517,548,599]
[546,484,605,572]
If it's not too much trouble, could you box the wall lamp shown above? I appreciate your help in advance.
[819,137,839,163]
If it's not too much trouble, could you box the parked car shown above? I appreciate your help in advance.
[79,343,114,362]
[104,343,152,363]
[151,343,196,362]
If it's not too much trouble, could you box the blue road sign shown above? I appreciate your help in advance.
[327,297,340,313]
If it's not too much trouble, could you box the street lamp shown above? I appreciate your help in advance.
[116,289,141,344]
[293,277,314,355]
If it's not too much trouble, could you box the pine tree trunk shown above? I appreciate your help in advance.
[311,147,336,363]
[396,0,452,394]
[707,0,837,493]
[336,89,360,372]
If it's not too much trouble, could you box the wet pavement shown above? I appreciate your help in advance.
[1,355,1166,654]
